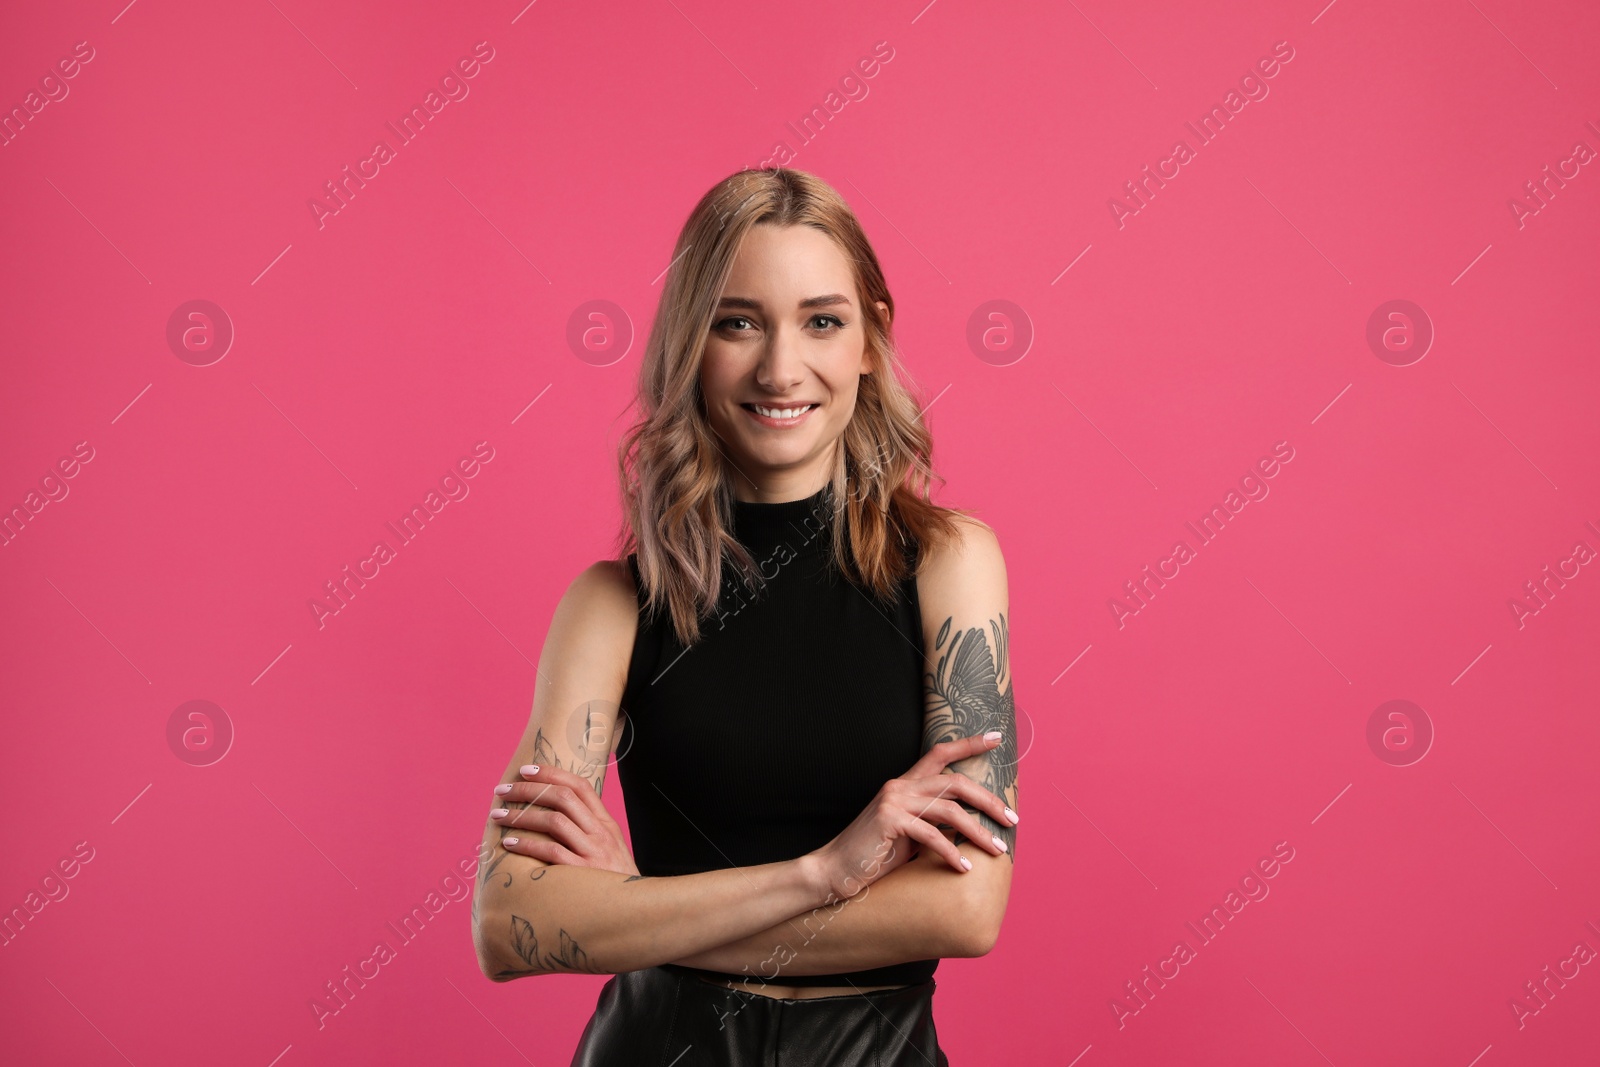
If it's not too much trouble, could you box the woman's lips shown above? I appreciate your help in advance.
[741,402,818,428]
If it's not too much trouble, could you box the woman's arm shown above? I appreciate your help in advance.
[477,855,834,980]
[915,516,1018,946]
[668,517,1020,975]
[473,561,835,980]
[665,826,995,977]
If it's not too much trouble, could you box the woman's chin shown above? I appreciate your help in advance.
[732,447,821,477]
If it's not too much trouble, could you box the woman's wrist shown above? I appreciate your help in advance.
[793,852,839,909]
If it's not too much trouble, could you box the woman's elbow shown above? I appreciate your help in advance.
[476,926,548,982]
[952,873,1010,957]
[473,910,512,981]
[473,898,533,982]
[477,953,512,983]
[952,910,1003,958]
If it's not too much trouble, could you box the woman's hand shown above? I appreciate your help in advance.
[489,764,639,878]
[807,731,1019,903]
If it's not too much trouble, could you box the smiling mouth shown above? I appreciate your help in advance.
[742,402,818,420]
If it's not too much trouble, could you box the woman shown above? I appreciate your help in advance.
[472,167,1020,1065]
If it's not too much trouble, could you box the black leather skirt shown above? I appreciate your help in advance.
[570,964,949,1066]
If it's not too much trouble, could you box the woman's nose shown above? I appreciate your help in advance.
[755,330,806,391]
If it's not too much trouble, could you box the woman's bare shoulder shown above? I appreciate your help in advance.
[917,513,1005,584]
[537,559,641,697]
[556,559,639,623]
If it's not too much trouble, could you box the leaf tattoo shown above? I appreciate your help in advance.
[511,915,539,968]
[547,929,591,972]
[922,612,1019,858]
[502,914,597,977]
[532,706,614,799]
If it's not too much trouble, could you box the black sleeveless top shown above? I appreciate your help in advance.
[617,485,938,987]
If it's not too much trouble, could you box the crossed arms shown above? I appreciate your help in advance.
[472,517,1018,980]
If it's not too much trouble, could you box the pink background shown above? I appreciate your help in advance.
[3,0,1598,1063]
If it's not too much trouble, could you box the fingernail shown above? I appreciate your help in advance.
[959,856,973,871]
[1004,807,1019,825]
[983,731,1002,742]
[490,808,509,819]
[520,764,540,776]
[493,784,513,795]
[992,835,1008,853]
[503,837,519,846]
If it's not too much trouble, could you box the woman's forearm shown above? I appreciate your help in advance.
[665,839,982,978]
[474,847,832,980]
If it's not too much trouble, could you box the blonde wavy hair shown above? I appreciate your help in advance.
[616,167,969,647]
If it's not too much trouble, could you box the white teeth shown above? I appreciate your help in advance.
[752,404,812,419]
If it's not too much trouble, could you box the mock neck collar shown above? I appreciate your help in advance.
[729,485,835,553]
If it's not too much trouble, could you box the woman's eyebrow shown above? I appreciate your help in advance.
[716,293,855,311]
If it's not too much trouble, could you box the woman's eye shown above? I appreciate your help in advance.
[715,314,844,334]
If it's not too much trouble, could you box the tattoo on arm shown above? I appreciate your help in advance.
[534,701,618,799]
[479,846,515,889]
[478,701,627,947]
[922,612,1019,858]
[496,914,597,978]
[481,703,618,891]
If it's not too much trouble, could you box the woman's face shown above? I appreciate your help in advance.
[699,223,884,502]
